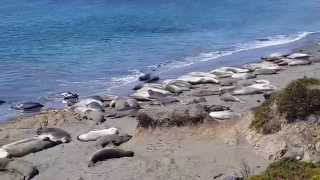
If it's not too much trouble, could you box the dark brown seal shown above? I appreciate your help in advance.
[88,148,134,167]
[0,158,39,180]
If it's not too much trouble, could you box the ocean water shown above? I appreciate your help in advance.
[1,0,320,121]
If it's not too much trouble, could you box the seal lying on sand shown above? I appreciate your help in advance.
[163,80,191,94]
[77,128,119,142]
[88,148,134,167]
[106,109,138,119]
[36,127,72,143]
[0,158,39,180]
[0,137,58,158]
[96,134,132,148]
[209,110,241,120]
[73,98,104,113]
[110,97,140,111]
[220,93,244,103]
[148,90,179,105]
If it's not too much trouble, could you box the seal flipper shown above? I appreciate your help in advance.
[61,137,70,143]
[88,161,95,168]
[0,158,12,169]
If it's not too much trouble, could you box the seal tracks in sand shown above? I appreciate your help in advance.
[144,134,184,154]
[146,138,173,152]
[140,157,190,180]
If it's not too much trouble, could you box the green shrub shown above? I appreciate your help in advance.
[276,77,320,122]
[250,77,320,134]
[249,95,280,134]
[249,158,320,180]
[311,175,320,180]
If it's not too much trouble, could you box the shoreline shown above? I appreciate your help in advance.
[0,37,320,179]
[1,32,320,122]
[106,31,320,95]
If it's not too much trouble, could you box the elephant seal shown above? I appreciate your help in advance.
[61,91,78,100]
[0,137,58,158]
[110,97,140,111]
[96,134,132,148]
[231,73,256,80]
[133,84,143,90]
[12,102,43,111]
[76,98,103,107]
[0,158,39,180]
[139,73,151,81]
[89,95,104,102]
[164,80,191,94]
[87,102,104,112]
[77,128,119,142]
[36,127,72,143]
[147,90,179,105]
[82,110,105,124]
[262,52,286,61]
[209,111,241,120]
[145,75,160,83]
[106,109,138,119]
[287,52,310,59]
[138,73,159,82]
[220,93,244,103]
[73,98,104,113]
[61,91,79,106]
[204,104,230,112]
[88,148,134,167]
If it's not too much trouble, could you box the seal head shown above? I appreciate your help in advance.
[36,127,72,143]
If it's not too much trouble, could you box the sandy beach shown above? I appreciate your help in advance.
[1,43,320,180]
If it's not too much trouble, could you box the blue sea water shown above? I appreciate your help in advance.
[1,0,320,121]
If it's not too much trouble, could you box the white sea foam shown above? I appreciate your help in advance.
[110,69,144,84]
[169,31,314,68]
[106,69,144,92]
[237,32,312,52]
[107,32,314,91]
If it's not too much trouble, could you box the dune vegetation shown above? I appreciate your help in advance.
[250,77,320,134]
[250,158,320,180]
